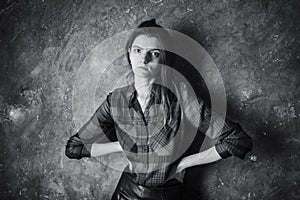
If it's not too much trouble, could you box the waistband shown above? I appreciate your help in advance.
[113,170,183,200]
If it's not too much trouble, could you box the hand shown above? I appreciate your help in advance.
[165,160,187,183]
[174,160,187,183]
[177,155,191,173]
[174,167,186,183]
[175,161,186,174]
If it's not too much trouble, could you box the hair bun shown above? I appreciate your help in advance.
[149,19,156,24]
[137,19,162,28]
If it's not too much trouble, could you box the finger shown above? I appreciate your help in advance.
[175,166,184,174]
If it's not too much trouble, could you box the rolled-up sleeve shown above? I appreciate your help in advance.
[214,120,253,159]
[184,93,253,160]
[197,101,253,159]
[65,93,117,159]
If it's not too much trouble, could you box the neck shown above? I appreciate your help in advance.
[134,76,156,97]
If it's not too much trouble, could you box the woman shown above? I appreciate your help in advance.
[65,19,252,200]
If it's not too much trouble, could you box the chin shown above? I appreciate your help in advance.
[133,69,150,77]
[134,73,152,78]
[132,68,160,79]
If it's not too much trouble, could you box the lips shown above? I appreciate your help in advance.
[137,66,149,70]
[138,64,147,67]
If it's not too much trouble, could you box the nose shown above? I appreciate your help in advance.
[142,52,152,64]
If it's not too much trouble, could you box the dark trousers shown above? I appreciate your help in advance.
[111,171,183,200]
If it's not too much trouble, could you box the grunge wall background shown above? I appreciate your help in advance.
[0,0,299,199]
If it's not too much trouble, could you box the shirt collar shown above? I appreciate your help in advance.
[127,83,161,107]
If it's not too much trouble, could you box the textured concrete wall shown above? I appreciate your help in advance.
[0,0,299,199]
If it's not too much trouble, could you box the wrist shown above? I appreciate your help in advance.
[179,155,193,170]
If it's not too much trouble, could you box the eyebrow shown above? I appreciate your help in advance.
[131,45,160,51]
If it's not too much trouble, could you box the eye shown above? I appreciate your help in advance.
[150,50,160,58]
[132,48,141,54]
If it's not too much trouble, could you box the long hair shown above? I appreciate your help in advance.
[125,19,177,125]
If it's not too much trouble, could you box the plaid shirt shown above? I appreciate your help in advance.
[68,82,252,186]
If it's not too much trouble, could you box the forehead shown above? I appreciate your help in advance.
[131,35,161,49]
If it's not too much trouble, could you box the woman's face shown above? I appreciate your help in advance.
[129,35,162,78]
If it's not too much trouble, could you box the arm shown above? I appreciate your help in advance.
[177,120,252,172]
[90,141,123,157]
[65,93,119,159]
[65,136,122,159]
[176,146,221,173]
[177,94,252,171]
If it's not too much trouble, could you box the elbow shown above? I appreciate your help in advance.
[65,133,86,160]
[216,132,253,160]
[65,145,80,160]
[233,134,253,160]
[65,141,91,160]
[65,146,73,159]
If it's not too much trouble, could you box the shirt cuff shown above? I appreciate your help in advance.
[215,143,232,159]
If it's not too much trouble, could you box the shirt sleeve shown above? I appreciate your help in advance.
[65,93,117,159]
[196,99,253,159]
[179,79,253,160]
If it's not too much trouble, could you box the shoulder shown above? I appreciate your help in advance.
[173,81,205,105]
[107,84,134,104]
[110,84,133,96]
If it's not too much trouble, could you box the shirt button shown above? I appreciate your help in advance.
[143,146,149,152]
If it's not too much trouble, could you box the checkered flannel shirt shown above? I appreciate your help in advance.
[67,83,252,186]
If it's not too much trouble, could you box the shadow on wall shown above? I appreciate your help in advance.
[173,20,298,199]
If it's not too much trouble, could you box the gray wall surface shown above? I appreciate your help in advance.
[0,0,299,199]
